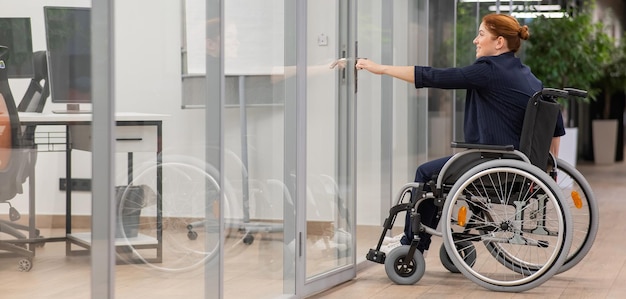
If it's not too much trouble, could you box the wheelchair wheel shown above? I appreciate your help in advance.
[441,159,572,292]
[384,245,426,285]
[481,158,598,275]
[439,240,476,273]
[552,158,598,273]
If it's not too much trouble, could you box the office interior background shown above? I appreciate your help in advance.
[0,0,624,298]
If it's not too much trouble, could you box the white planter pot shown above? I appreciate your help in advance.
[558,127,578,167]
[592,119,619,165]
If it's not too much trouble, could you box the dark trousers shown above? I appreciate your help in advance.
[401,156,451,252]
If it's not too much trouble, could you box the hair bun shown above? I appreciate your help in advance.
[518,25,530,40]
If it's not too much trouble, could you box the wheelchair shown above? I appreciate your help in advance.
[365,87,597,292]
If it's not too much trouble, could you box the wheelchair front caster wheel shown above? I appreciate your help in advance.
[243,234,254,245]
[384,245,425,285]
[17,258,32,272]
[439,240,476,273]
[187,230,198,240]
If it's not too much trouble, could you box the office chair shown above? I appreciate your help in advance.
[0,46,38,271]
[8,50,50,248]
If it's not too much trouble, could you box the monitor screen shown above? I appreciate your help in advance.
[0,18,34,78]
[44,6,91,105]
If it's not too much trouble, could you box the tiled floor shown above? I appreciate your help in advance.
[309,159,626,299]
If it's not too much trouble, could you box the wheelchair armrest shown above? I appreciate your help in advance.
[450,141,514,151]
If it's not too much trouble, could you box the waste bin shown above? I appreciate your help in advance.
[115,185,146,238]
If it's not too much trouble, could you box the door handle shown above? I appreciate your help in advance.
[354,41,358,93]
[329,58,347,69]
[330,57,348,86]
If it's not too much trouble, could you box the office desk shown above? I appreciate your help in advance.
[19,112,167,263]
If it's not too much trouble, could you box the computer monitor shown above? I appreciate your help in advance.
[0,18,34,78]
[44,6,91,113]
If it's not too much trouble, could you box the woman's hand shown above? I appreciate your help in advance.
[356,58,384,75]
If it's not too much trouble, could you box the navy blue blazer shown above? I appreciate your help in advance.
[413,52,565,149]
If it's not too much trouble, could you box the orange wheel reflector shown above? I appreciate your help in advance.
[458,206,467,226]
[571,191,583,209]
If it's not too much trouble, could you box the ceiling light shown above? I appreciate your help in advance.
[489,5,562,11]
[460,0,542,3]
[511,11,567,18]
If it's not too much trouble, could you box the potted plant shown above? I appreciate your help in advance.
[524,3,612,166]
[589,33,626,164]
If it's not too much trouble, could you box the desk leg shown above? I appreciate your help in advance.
[65,126,72,256]
[156,123,162,262]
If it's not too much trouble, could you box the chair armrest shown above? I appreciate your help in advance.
[451,141,514,151]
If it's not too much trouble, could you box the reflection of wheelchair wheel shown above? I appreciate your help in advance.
[551,158,598,273]
[384,245,426,285]
[439,240,476,273]
[117,161,223,273]
[441,159,572,292]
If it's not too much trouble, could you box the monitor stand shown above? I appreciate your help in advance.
[52,104,92,114]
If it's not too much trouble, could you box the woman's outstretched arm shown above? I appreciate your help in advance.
[356,59,415,83]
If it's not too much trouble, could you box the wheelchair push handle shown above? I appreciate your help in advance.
[564,87,588,98]
[536,87,588,101]
[540,88,569,98]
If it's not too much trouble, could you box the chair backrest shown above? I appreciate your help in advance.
[0,46,22,148]
[519,90,561,170]
[0,93,14,171]
[17,51,49,148]
[18,51,49,113]
[0,46,27,200]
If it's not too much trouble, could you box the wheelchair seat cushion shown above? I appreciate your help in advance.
[438,151,524,186]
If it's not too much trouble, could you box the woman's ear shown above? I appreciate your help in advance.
[495,36,505,50]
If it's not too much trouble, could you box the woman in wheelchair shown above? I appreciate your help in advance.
[356,13,565,256]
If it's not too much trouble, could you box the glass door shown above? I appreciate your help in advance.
[182,0,358,297]
[300,0,357,296]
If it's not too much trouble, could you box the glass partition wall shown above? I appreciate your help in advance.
[0,0,552,298]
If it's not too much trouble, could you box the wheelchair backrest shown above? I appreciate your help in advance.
[519,93,560,170]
